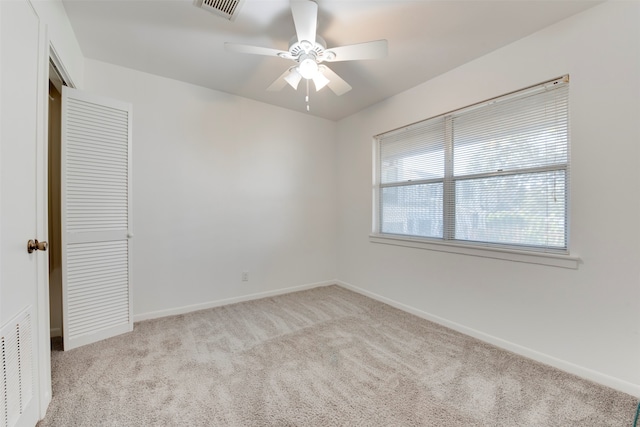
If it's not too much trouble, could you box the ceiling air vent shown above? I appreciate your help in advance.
[196,0,245,21]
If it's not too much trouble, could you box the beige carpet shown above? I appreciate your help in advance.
[39,285,638,426]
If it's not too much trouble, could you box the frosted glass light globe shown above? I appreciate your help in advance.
[298,57,319,79]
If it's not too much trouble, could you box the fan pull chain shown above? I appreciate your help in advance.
[306,79,310,112]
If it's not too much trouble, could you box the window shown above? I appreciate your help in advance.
[374,76,569,254]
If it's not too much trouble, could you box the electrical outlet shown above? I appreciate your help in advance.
[241,271,249,282]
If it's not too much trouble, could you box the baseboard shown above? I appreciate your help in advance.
[133,280,335,323]
[336,280,640,398]
[50,327,62,338]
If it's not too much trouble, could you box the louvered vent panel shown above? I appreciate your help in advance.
[1,308,33,427]
[67,241,129,340]
[65,98,129,233]
[198,0,244,21]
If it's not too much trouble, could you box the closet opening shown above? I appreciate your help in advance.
[48,60,65,349]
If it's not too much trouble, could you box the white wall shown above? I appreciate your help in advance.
[336,1,640,395]
[83,60,338,318]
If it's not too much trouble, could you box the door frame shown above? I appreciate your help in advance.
[35,12,51,418]
[35,16,78,419]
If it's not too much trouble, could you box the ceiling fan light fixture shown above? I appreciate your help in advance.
[312,72,330,91]
[284,68,302,89]
[298,55,319,79]
[226,0,388,103]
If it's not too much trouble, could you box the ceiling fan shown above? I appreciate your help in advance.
[224,0,388,97]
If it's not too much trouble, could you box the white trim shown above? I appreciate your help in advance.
[36,23,75,421]
[35,8,52,419]
[370,234,581,269]
[336,280,640,398]
[133,280,335,322]
[49,44,75,89]
[49,327,61,338]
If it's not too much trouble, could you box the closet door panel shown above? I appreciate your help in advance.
[61,87,133,350]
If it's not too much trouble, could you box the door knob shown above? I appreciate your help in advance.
[27,239,48,253]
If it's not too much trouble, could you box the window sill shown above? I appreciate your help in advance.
[369,234,581,269]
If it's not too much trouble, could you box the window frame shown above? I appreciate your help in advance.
[371,76,580,268]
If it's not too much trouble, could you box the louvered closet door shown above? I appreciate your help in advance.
[61,87,133,351]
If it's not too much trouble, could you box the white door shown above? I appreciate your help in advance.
[0,1,43,426]
[61,87,133,351]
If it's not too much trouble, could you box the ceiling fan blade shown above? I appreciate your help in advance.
[319,65,352,96]
[267,69,293,92]
[225,42,289,58]
[323,39,388,62]
[290,0,317,44]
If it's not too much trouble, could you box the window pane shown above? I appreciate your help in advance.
[380,117,445,184]
[381,183,443,238]
[381,151,444,184]
[454,171,566,248]
[453,86,568,176]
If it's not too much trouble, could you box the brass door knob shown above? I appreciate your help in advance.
[27,239,48,253]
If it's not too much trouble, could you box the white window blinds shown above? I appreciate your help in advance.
[379,117,445,239]
[376,76,569,253]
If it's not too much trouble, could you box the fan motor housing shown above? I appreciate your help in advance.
[289,35,326,59]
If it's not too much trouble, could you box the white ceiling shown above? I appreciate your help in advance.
[62,0,600,121]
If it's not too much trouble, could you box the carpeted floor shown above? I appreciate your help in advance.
[39,285,638,426]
